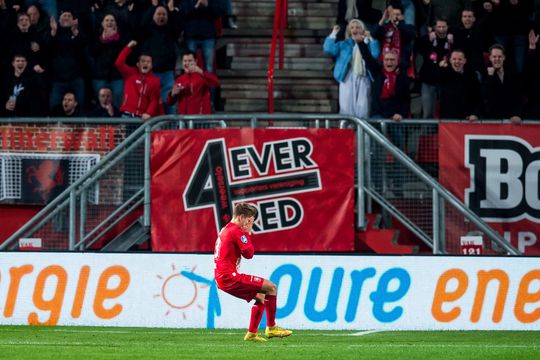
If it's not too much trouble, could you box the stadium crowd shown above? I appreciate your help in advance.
[327,0,540,123]
[0,0,539,122]
[0,0,227,117]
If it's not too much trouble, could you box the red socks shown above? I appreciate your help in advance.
[265,294,277,327]
[248,301,265,333]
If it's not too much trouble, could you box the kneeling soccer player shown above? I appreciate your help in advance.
[214,202,293,342]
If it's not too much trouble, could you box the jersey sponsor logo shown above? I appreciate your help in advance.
[240,235,248,244]
[465,135,540,222]
[183,138,321,234]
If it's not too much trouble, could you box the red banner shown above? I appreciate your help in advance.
[440,123,540,255]
[151,129,355,252]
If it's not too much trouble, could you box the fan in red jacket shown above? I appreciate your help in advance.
[166,51,219,114]
[115,41,162,120]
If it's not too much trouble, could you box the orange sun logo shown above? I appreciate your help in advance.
[154,264,208,318]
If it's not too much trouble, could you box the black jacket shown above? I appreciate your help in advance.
[181,0,226,40]
[139,7,182,72]
[418,34,453,85]
[0,68,47,117]
[482,66,522,119]
[47,27,87,82]
[438,66,482,119]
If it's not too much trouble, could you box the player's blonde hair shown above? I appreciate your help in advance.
[233,202,258,218]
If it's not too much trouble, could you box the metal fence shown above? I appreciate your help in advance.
[0,115,520,255]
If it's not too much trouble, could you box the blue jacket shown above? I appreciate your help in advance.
[323,36,379,83]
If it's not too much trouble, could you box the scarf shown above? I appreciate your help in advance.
[381,68,399,99]
[345,0,358,22]
[379,23,402,64]
[100,32,120,44]
[351,42,365,76]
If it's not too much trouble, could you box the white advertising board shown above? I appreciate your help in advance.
[0,253,538,330]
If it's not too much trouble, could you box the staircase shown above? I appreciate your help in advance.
[218,0,338,112]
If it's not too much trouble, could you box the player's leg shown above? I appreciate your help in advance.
[244,293,267,342]
[259,279,293,338]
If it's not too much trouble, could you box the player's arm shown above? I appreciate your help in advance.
[239,233,254,259]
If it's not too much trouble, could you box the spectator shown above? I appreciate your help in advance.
[140,4,182,114]
[91,0,138,37]
[336,0,381,40]
[166,50,219,114]
[486,0,534,75]
[115,40,162,120]
[5,12,46,71]
[482,44,522,123]
[87,13,125,107]
[437,49,482,120]
[452,9,486,75]
[48,9,87,111]
[181,0,227,74]
[373,3,416,68]
[524,30,540,118]
[50,91,81,117]
[27,4,51,46]
[1,54,47,117]
[86,86,121,117]
[423,0,472,29]
[417,18,453,118]
[360,45,410,150]
[25,0,57,18]
[324,20,379,119]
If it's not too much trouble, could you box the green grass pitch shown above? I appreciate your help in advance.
[0,326,539,359]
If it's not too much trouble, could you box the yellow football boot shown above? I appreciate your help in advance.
[265,325,293,338]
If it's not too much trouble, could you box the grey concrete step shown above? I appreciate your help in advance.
[226,43,326,57]
[224,98,337,113]
[222,28,330,38]
[230,57,332,71]
[233,3,337,17]
[222,86,337,100]
[238,16,335,30]
[218,69,333,79]
[221,77,336,86]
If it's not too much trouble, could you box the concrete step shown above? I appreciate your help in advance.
[217,38,322,50]
[224,98,337,112]
[221,77,336,86]
[238,16,335,30]
[226,42,326,57]
[222,87,338,100]
[222,28,330,38]
[233,3,337,17]
[218,68,333,79]
[230,57,332,70]
[221,81,337,90]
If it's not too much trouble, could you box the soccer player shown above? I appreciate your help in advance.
[214,203,293,342]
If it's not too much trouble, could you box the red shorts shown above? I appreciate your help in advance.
[215,271,264,302]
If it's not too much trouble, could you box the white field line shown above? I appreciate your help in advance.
[350,330,385,336]
[347,344,540,349]
[42,329,363,336]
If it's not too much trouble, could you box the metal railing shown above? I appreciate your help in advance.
[0,114,521,255]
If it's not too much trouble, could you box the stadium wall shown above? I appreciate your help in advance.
[0,253,538,330]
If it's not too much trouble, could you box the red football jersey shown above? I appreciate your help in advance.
[214,222,254,274]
